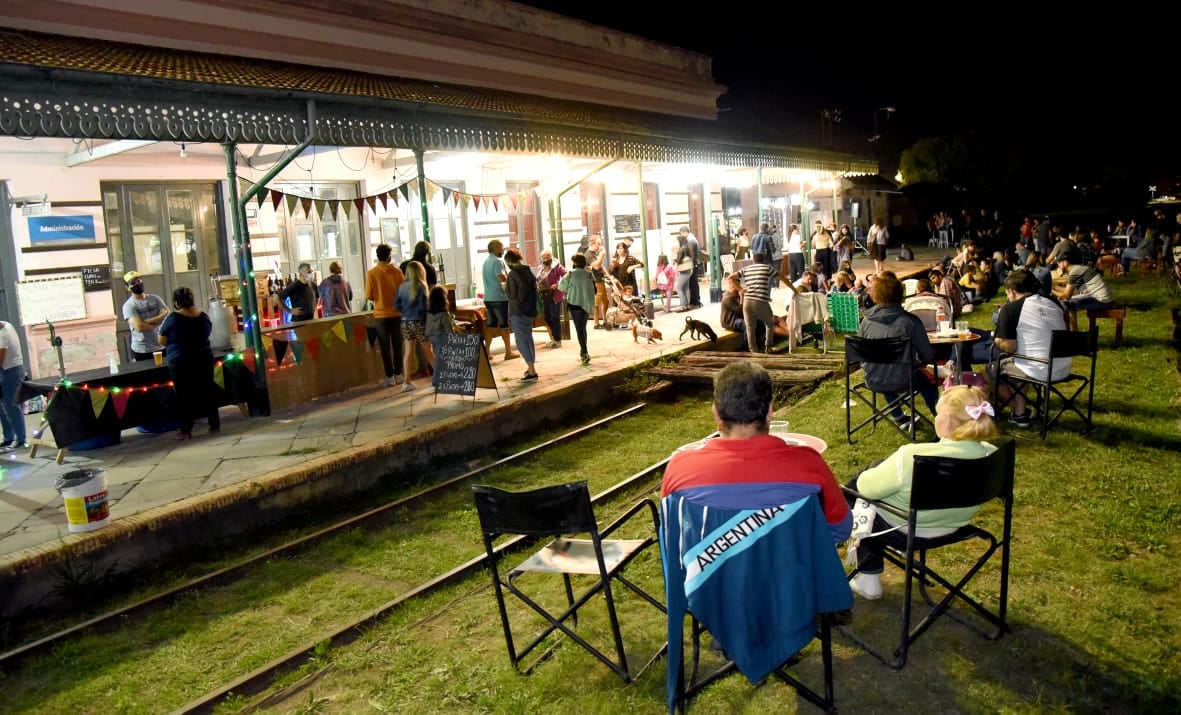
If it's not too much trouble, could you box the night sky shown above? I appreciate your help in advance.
[516,5,1177,189]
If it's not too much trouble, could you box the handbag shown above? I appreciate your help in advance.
[676,257,693,272]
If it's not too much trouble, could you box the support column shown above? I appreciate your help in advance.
[414,149,431,245]
[223,143,269,415]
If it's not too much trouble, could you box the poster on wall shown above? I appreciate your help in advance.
[16,276,87,324]
[26,215,97,245]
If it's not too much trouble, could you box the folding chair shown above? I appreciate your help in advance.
[845,335,929,442]
[472,481,666,683]
[787,292,831,353]
[839,439,1017,669]
[994,329,1097,438]
[826,291,860,335]
[660,490,852,713]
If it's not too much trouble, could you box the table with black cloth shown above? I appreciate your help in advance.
[20,351,256,455]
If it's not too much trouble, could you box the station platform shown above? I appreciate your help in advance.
[0,251,942,614]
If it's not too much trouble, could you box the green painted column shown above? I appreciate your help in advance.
[414,149,431,246]
[636,162,651,298]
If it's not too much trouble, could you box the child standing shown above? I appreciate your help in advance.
[425,284,456,388]
[654,254,677,313]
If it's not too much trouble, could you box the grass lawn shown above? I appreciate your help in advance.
[230,270,1180,714]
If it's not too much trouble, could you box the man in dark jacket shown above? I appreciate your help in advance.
[857,271,939,429]
[280,262,318,322]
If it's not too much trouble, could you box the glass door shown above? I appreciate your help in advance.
[103,182,226,361]
[273,182,363,311]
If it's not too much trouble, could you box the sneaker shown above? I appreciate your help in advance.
[0,442,13,453]
[545,340,559,349]
[850,573,883,600]
[1008,412,1032,427]
[381,376,395,387]
[551,341,561,349]
[520,373,539,382]
[394,373,405,385]
[400,383,416,393]
[893,416,914,432]
[580,353,590,365]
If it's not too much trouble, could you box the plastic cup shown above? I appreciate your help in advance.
[153,351,164,366]
[956,320,969,337]
[938,320,952,335]
[769,420,791,439]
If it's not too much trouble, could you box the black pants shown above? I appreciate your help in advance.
[169,355,220,436]
[374,316,404,378]
[543,299,563,341]
[689,266,701,306]
[568,305,589,356]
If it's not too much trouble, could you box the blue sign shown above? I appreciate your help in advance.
[27,215,96,244]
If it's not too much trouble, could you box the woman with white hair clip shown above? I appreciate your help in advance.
[843,385,999,600]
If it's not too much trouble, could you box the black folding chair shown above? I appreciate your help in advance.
[660,492,852,713]
[994,329,1097,438]
[839,439,1017,669]
[845,335,929,442]
[472,481,666,683]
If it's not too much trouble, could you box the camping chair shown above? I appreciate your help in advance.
[787,292,831,353]
[993,329,1097,438]
[844,335,930,442]
[827,291,860,335]
[472,481,666,683]
[839,439,1017,669]
[660,489,852,713]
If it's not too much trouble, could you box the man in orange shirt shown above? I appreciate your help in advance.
[365,243,406,387]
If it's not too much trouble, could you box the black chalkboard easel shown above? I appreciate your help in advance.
[434,332,497,403]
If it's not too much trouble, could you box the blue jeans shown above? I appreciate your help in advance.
[1,365,27,445]
[509,314,536,366]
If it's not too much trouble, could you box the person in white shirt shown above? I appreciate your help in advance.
[991,270,1070,427]
[867,217,889,274]
[786,224,805,283]
[0,321,26,450]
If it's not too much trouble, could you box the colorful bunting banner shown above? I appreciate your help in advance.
[90,388,110,418]
[331,321,347,343]
[214,363,225,389]
[112,390,131,419]
[291,341,305,365]
[353,322,367,345]
[306,336,322,362]
[273,339,288,365]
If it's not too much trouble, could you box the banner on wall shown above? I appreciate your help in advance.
[26,215,97,245]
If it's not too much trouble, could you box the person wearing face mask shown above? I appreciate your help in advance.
[280,262,319,322]
[121,271,169,361]
[535,250,567,349]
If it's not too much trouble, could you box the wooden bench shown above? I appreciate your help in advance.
[1087,306,1126,345]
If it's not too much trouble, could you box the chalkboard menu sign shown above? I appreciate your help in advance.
[613,213,641,234]
[80,265,111,292]
[434,332,495,396]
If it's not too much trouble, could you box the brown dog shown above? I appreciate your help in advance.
[633,323,663,344]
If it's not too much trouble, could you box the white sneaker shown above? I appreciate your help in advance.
[394,373,405,385]
[850,573,883,600]
[381,377,395,387]
[400,382,416,393]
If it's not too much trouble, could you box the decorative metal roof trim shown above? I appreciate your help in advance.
[0,67,878,175]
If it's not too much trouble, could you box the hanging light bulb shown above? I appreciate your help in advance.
[179,143,187,159]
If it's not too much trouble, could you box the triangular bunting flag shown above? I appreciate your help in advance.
[242,348,256,375]
[306,336,321,361]
[473,195,483,212]
[272,190,284,211]
[90,388,110,419]
[452,190,463,207]
[299,196,313,217]
[214,362,225,389]
[255,190,266,208]
[441,187,451,206]
[262,335,273,354]
[312,199,326,219]
[331,320,347,343]
[353,198,365,217]
[330,200,342,221]
[291,341,305,365]
[366,195,378,215]
[273,339,288,365]
[112,390,131,419]
[383,190,397,210]
[504,194,516,213]
[399,183,410,202]
[491,196,500,213]
[353,322,367,345]
[424,181,439,202]
[285,193,299,216]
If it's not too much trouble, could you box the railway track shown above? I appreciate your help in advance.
[0,401,701,713]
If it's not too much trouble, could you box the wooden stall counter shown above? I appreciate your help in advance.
[261,312,385,412]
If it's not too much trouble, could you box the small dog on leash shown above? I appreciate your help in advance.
[633,323,663,344]
[680,317,718,342]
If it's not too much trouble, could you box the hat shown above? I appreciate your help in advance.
[123,270,142,284]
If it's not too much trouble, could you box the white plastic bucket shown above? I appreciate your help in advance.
[56,469,110,533]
